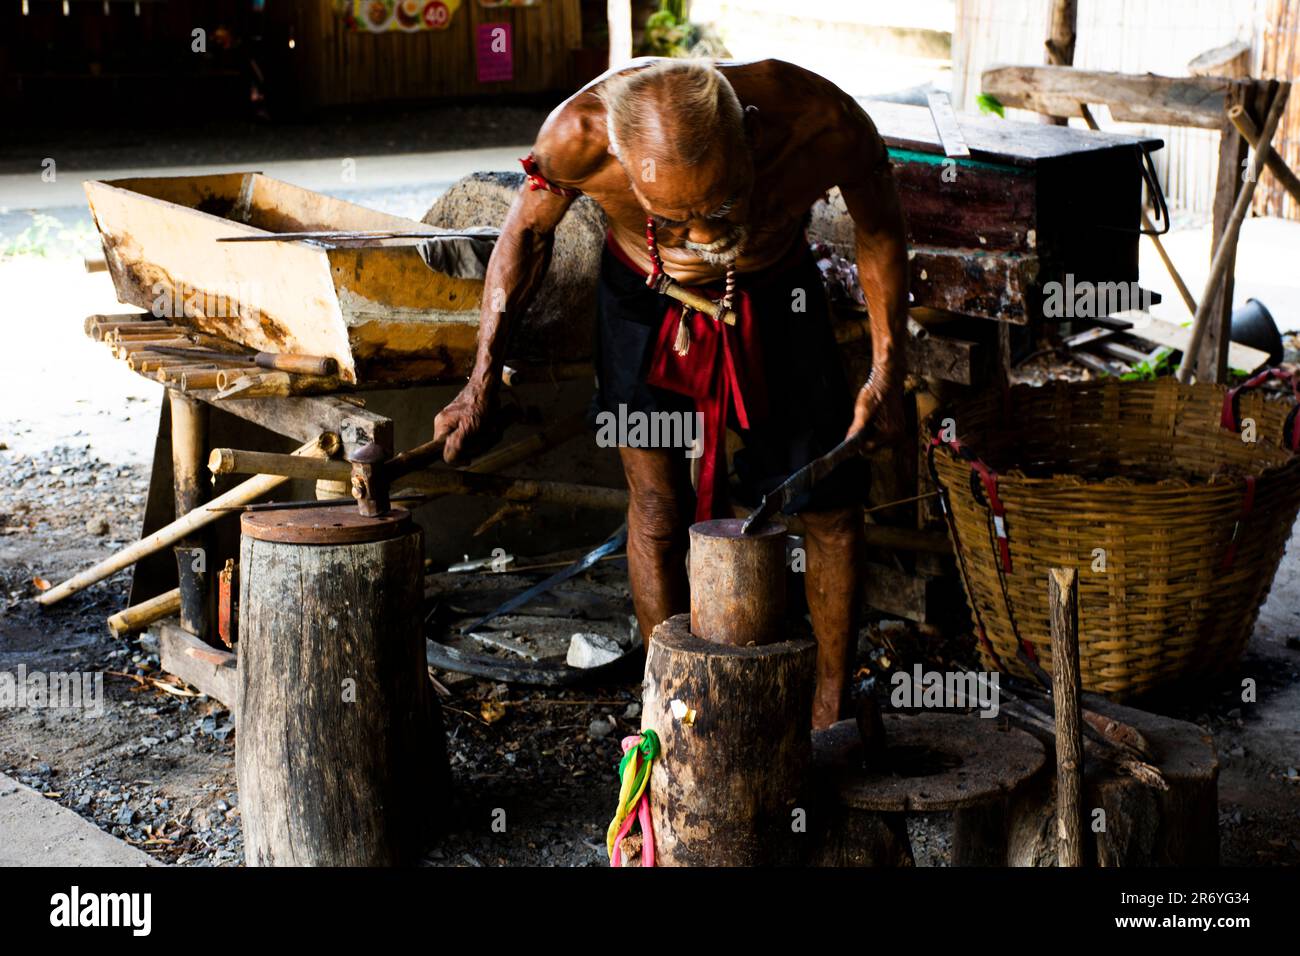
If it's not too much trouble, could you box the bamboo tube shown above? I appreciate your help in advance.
[111,326,186,343]
[181,369,224,391]
[1178,85,1290,382]
[126,352,165,373]
[89,318,169,341]
[157,364,218,385]
[209,448,351,482]
[114,338,193,359]
[660,280,737,326]
[107,588,181,636]
[34,434,340,607]
[1229,103,1300,206]
[214,370,341,399]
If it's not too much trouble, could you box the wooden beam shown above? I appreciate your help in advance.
[982,65,1251,129]
[158,620,237,714]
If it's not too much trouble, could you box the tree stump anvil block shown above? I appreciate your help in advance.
[642,614,815,866]
[235,506,448,866]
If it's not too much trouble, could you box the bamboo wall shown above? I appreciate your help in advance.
[290,0,584,107]
[952,0,1282,218]
[1260,0,1300,218]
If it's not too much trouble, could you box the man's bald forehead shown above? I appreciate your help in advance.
[599,59,745,167]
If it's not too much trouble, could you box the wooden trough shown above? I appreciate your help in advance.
[84,172,485,386]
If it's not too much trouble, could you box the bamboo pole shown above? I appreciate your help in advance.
[209,448,351,482]
[110,327,186,343]
[89,318,169,341]
[107,588,181,636]
[1049,567,1084,867]
[1228,103,1300,206]
[213,370,341,399]
[34,434,339,607]
[157,364,218,385]
[1179,85,1291,382]
[181,369,224,391]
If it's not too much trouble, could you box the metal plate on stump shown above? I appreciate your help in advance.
[241,506,413,545]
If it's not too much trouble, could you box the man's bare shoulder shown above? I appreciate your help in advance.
[529,86,614,190]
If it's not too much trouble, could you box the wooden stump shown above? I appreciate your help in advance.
[641,614,815,866]
[1002,698,1220,866]
[235,507,447,866]
[816,714,1045,867]
[688,518,787,646]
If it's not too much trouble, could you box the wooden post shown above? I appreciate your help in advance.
[688,518,788,646]
[1183,83,1289,383]
[1043,0,1077,125]
[1048,567,1083,867]
[235,507,447,866]
[641,614,815,866]
[607,0,633,69]
[170,390,211,641]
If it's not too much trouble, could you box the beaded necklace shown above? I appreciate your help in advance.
[644,217,736,357]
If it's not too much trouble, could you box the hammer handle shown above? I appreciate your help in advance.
[386,437,448,480]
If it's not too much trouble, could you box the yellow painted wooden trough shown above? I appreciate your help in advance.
[84,172,485,385]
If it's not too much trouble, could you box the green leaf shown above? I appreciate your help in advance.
[976,93,1005,118]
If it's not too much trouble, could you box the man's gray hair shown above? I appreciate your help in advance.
[598,59,744,166]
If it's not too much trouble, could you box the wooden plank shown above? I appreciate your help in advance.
[910,246,1036,323]
[189,392,394,459]
[865,96,1162,165]
[158,620,238,715]
[862,562,945,623]
[1113,312,1270,373]
[980,65,1248,130]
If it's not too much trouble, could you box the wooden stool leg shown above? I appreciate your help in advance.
[169,390,210,641]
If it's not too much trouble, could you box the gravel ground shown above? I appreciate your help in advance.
[2,431,1300,866]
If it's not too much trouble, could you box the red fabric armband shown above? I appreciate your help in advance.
[520,153,580,198]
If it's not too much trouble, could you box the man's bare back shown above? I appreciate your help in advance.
[529,58,892,284]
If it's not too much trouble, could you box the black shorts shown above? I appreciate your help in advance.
[589,239,868,514]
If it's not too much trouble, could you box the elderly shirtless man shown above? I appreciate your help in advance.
[434,58,909,728]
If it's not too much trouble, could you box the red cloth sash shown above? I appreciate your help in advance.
[604,234,768,522]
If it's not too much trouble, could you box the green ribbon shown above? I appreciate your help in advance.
[616,729,660,812]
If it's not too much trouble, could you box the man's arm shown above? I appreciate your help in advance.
[835,111,910,441]
[433,107,602,460]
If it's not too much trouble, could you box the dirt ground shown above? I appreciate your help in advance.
[1,426,1298,866]
[0,109,1297,866]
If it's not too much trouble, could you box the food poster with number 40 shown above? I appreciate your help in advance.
[351,0,462,32]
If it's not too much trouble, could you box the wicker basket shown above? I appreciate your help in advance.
[928,375,1300,699]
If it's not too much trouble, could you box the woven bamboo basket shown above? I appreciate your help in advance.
[928,376,1300,699]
